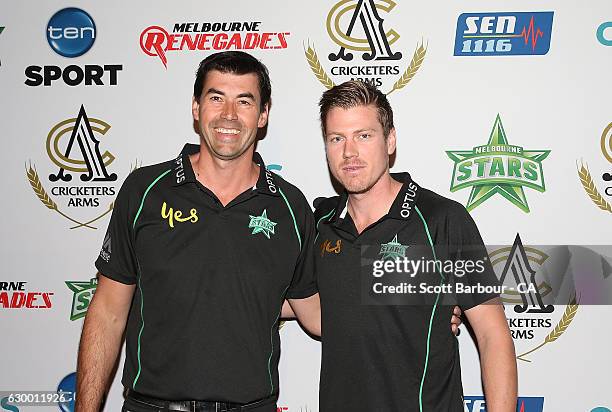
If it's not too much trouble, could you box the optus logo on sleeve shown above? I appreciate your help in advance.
[454,11,554,56]
[46,7,96,58]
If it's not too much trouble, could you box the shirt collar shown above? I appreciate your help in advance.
[253,151,280,197]
[172,144,199,186]
[172,144,280,197]
[329,172,421,224]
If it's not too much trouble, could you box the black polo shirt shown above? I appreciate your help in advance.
[314,172,498,412]
[95,144,317,403]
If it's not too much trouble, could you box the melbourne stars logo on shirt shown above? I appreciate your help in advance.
[248,209,277,239]
[379,234,408,260]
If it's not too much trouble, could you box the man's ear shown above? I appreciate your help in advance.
[387,127,397,155]
[192,96,200,121]
[258,103,270,128]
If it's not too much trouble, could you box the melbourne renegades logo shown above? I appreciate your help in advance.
[140,22,290,68]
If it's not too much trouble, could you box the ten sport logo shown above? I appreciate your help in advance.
[454,12,554,56]
[46,7,96,58]
[140,22,290,68]
[25,7,122,86]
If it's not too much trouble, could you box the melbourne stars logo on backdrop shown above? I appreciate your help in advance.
[65,277,98,321]
[26,106,138,230]
[304,0,426,94]
[489,234,578,363]
[446,114,550,212]
[577,122,612,213]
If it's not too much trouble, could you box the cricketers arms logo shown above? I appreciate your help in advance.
[305,0,426,94]
[248,209,277,239]
[489,234,578,363]
[446,114,550,212]
[26,106,136,229]
[65,277,97,321]
[577,122,612,213]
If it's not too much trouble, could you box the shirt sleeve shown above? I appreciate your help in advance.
[447,204,500,310]
[94,173,139,284]
[285,195,318,299]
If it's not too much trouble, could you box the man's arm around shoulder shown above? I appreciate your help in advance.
[282,294,321,337]
[75,274,135,412]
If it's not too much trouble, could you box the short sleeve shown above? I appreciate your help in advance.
[285,197,318,299]
[94,173,139,284]
[447,205,500,310]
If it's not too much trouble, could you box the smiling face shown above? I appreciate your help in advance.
[324,104,396,194]
[192,70,269,161]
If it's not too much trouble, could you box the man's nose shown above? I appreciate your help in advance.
[221,101,238,121]
[342,138,358,159]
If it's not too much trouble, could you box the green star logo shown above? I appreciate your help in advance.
[248,209,277,239]
[446,114,550,212]
[65,278,98,321]
[379,234,408,260]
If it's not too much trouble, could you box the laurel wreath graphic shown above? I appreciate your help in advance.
[516,296,579,362]
[304,43,335,89]
[387,41,427,95]
[577,161,612,213]
[26,160,140,230]
[304,40,427,95]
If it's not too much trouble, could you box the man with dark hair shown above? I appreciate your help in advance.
[313,80,517,411]
[75,51,321,412]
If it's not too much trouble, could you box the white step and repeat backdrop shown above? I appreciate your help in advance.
[1,1,611,411]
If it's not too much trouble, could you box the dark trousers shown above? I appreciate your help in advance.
[122,390,277,412]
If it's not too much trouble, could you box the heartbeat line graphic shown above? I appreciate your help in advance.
[519,400,525,412]
[520,16,545,51]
